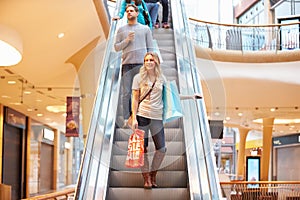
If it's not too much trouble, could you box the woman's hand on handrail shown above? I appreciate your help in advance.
[179,93,202,100]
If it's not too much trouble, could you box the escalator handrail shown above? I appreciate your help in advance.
[171,0,223,199]
[75,0,123,199]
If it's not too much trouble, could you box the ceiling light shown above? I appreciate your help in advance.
[57,33,65,38]
[46,105,66,113]
[10,102,21,105]
[0,24,23,66]
[24,91,31,94]
[214,112,220,116]
[37,113,43,117]
[7,80,16,84]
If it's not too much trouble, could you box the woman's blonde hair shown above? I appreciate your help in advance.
[139,52,162,85]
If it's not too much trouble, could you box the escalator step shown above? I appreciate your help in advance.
[110,155,186,171]
[109,171,187,188]
[106,188,189,200]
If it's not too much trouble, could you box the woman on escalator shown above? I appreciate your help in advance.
[131,52,166,189]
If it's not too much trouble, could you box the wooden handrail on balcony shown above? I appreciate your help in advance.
[220,181,300,200]
[189,18,300,63]
[22,188,75,200]
[189,18,300,28]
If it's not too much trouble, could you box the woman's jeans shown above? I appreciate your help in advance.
[121,64,142,119]
[137,115,166,172]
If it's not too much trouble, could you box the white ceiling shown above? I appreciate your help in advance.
[1,0,300,137]
[199,58,300,137]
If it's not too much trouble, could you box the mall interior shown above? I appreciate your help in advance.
[0,0,300,199]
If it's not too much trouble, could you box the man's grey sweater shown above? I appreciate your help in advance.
[114,23,154,65]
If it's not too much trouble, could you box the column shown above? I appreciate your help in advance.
[261,117,274,181]
[237,126,251,180]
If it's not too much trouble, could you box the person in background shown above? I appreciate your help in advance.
[131,52,166,189]
[155,0,170,29]
[113,0,152,28]
[114,4,153,127]
[144,0,159,30]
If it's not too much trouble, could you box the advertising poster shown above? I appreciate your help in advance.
[246,156,260,188]
[65,96,80,137]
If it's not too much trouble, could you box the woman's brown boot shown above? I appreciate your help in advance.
[142,172,152,189]
[150,171,158,188]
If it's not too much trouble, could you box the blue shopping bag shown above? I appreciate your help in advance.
[163,80,183,123]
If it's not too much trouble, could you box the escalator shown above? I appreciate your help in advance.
[75,0,222,199]
[106,27,189,200]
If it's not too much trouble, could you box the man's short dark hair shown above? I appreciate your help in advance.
[126,4,139,12]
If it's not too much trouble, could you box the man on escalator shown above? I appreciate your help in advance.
[114,4,154,127]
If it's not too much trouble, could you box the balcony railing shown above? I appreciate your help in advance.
[220,181,300,200]
[189,18,300,52]
[22,187,75,200]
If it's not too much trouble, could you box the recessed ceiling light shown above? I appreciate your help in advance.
[57,33,65,38]
[27,108,33,111]
[238,112,243,116]
[46,105,66,113]
[10,102,21,105]
[7,80,16,84]
[1,95,10,98]
[37,113,43,117]
[225,117,231,121]
[24,91,31,94]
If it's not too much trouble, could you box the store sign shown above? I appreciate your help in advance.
[43,128,54,141]
[273,134,300,146]
[5,107,26,129]
[65,96,80,137]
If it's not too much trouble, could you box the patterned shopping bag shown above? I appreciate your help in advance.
[125,129,145,168]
